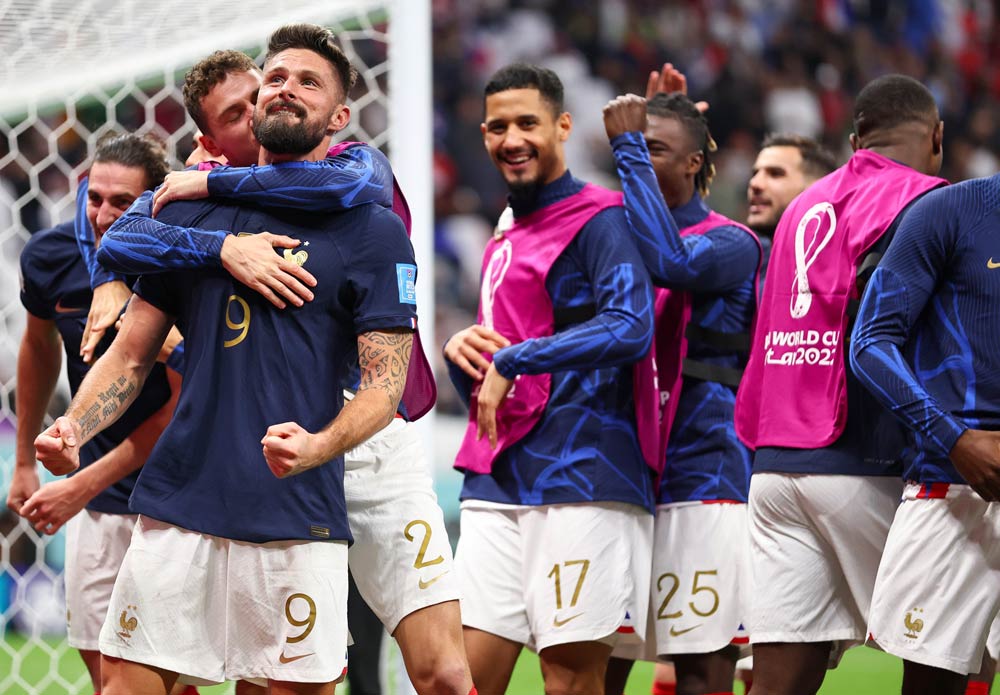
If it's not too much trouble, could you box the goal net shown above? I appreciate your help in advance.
[0,1,430,692]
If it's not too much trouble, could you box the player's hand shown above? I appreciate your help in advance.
[645,62,710,112]
[151,170,211,217]
[444,325,511,380]
[19,478,88,535]
[81,280,130,364]
[34,417,82,476]
[949,429,1000,501]
[603,94,648,141]
[262,422,325,478]
[220,233,317,309]
[476,362,514,449]
[156,327,183,364]
[6,465,40,515]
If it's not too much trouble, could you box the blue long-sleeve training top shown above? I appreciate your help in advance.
[851,176,1000,484]
[612,131,758,503]
[454,171,657,510]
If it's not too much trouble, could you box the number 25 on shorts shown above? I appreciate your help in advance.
[656,569,720,621]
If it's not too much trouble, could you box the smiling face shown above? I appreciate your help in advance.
[746,145,809,235]
[86,161,148,243]
[198,69,263,167]
[481,87,571,196]
[252,47,350,161]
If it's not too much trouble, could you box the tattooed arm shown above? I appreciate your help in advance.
[262,328,413,478]
[34,295,173,476]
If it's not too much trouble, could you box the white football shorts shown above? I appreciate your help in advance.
[748,473,902,661]
[867,482,1000,675]
[64,509,137,650]
[345,418,459,633]
[455,500,653,652]
[98,515,349,686]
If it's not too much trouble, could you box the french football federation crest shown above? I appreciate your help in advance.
[903,607,924,639]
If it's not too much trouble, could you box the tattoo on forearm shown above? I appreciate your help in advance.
[76,375,139,438]
[357,329,412,413]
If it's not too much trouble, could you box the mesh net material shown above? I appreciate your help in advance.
[0,3,399,691]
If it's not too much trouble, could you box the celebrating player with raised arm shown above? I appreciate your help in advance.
[601,91,761,695]
[445,63,657,695]
[734,75,947,695]
[35,24,417,695]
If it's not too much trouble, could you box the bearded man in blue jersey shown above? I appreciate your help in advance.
[83,42,472,695]
[35,24,417,695]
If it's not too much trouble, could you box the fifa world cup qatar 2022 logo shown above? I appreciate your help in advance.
[481,238,513,331]
[791,202,837,319]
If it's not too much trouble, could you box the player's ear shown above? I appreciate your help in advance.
[327,104,351,135]
[848,132,859,153]
[556,111,572,143]
[932,120,943,155]
[201,134,226,159]
[687,150,704,175]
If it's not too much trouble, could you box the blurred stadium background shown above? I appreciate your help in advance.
[1,0,998,692]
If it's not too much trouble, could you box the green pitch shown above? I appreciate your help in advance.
[3,633,996,694]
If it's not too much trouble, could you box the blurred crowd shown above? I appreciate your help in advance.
[430,0,1000,411]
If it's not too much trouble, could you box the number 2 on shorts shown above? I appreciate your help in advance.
[404,519,444,568]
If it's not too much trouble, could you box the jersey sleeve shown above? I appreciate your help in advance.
[492,206,655,378]
[346,208,419,334]
[133,271,183,318]
[74,177,128,289]
[611,132,759,292]
[19,232,56,319]
[206,145,394,211]
[849,188,969,457]
[98,191,227,274]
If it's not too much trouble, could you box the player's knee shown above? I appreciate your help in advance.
[542,669,603,695]
[408,658,471,695]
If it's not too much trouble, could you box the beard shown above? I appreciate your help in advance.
[252,102,328,155]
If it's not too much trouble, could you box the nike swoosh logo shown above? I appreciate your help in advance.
[552,613,584,628]
[418,570,450,590]
[669,624,702,637]
[279,651,315,664]
[988,258,1000,269]
[54,299,86,314]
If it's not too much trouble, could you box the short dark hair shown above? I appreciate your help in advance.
[647,92,716,198]
[484,63,564,115]
[183,50,259,132]
[93,133,170,190]
[264,23,358,100]
[759,133,837,180]
[853,74,938,140]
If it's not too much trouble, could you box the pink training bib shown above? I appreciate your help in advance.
[735,150,945,449]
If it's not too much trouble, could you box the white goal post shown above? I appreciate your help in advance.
[0,1,431,692]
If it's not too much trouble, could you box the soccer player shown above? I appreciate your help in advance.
[602,92,760,695]
[733,75,947,695]
[34,24,416,695]
[6,133,181,695]
[97,48,471,695]
[850,175,1000,693]
[746,134,836,279]
[444,63,657,695]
